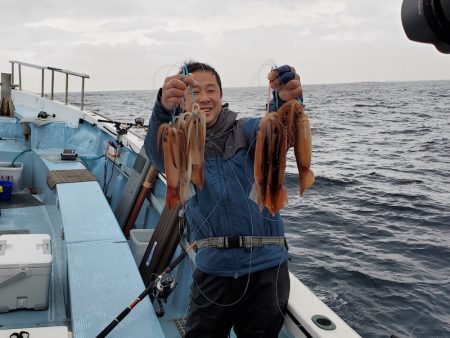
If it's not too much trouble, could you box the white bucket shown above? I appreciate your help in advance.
[129,229,154,265]
[0,162,23,192]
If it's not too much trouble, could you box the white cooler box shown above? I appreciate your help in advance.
[0,234,52,313]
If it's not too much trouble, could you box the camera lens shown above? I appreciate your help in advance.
[401,0,450,53]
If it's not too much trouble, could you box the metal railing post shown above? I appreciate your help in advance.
[41,68,44,97]
[51,70,55,100]
[8,61,89,107]
[65,73,69,105]
[18,64,22,90]
[11,62,14,85]
[81,77,85,110]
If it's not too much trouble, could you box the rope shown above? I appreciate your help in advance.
[11,149,32,167]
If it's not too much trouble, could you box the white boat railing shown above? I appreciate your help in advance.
[9,60,90,110]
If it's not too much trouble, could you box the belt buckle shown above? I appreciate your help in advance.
[226,236,242,248]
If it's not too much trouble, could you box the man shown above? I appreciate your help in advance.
[144,61,302,337]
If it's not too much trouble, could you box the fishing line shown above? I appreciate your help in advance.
[274,249,289,318]
[103,143,117,194]
[241,90,298,222]
[188,118,262,233]
[250,59,277,88]
[183,64,196,102]
[187,122,289,310]
[186,128,256,307]
[193,91,293,230]
[203,118,248,141]
[152,62,185,91]
[243,132,287,223]
[266,83,272,114]
[160,62,288,311]
[97,241,197,338]
[103,155,110,193]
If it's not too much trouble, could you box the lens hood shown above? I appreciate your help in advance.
[401,0,450,53]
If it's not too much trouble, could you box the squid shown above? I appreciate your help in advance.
[180,104,206,189]
[252,99,315,215]
[289,100,315,195]
[253,112,288,216]
[158,123,183,208]
[157,103,206,208]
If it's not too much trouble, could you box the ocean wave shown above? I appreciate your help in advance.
[307,175,358,188]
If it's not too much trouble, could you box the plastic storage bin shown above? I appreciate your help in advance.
[0,180,13,201]
[0,234,52,313]
[129,229,154,265]
[0,162,23,192]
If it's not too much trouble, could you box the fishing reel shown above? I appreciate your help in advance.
[37,110,56,119]
[151,273,177,317]
[98,117,148,136]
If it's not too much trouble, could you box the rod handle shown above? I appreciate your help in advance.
[96,319,119,338]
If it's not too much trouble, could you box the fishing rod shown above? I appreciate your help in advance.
[96,241,196,338]
[98,117,148,136]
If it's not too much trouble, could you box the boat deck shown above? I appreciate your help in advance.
[0,114,169,337]
[0,157,164,337]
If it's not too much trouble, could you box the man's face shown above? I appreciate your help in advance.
[184,71,222,128]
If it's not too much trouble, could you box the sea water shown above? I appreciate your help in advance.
[62,80,450,337]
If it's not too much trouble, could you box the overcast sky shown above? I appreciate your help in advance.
[1,0,449,91]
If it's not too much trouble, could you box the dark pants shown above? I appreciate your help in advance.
[185,262,290,338]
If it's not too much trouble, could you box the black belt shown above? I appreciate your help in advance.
[196,236,287,249]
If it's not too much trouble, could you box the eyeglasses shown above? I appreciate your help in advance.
[10,331,30,338]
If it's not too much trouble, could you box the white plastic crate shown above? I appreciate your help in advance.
[0,234,52,312]
[0,326,69,338]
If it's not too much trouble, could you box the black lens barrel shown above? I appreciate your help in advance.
[401,0,450,53]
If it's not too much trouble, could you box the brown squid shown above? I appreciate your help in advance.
[293,102,315,195]
[157,103,206,208]
[252,99,315,215]
[180,104,206,190]
[158,123,183,208]
[253,112,288,216]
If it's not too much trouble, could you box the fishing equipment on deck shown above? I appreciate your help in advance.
[122,165,159,238]
[152,272,176,317]
[105,141,120,161]
[37,111,55,119]
[132,200,187,320]
[60,149,77,161]
[139,205,185,285]
[114,148,151,229]
[96,242,196,338]
[98,117,147,143]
